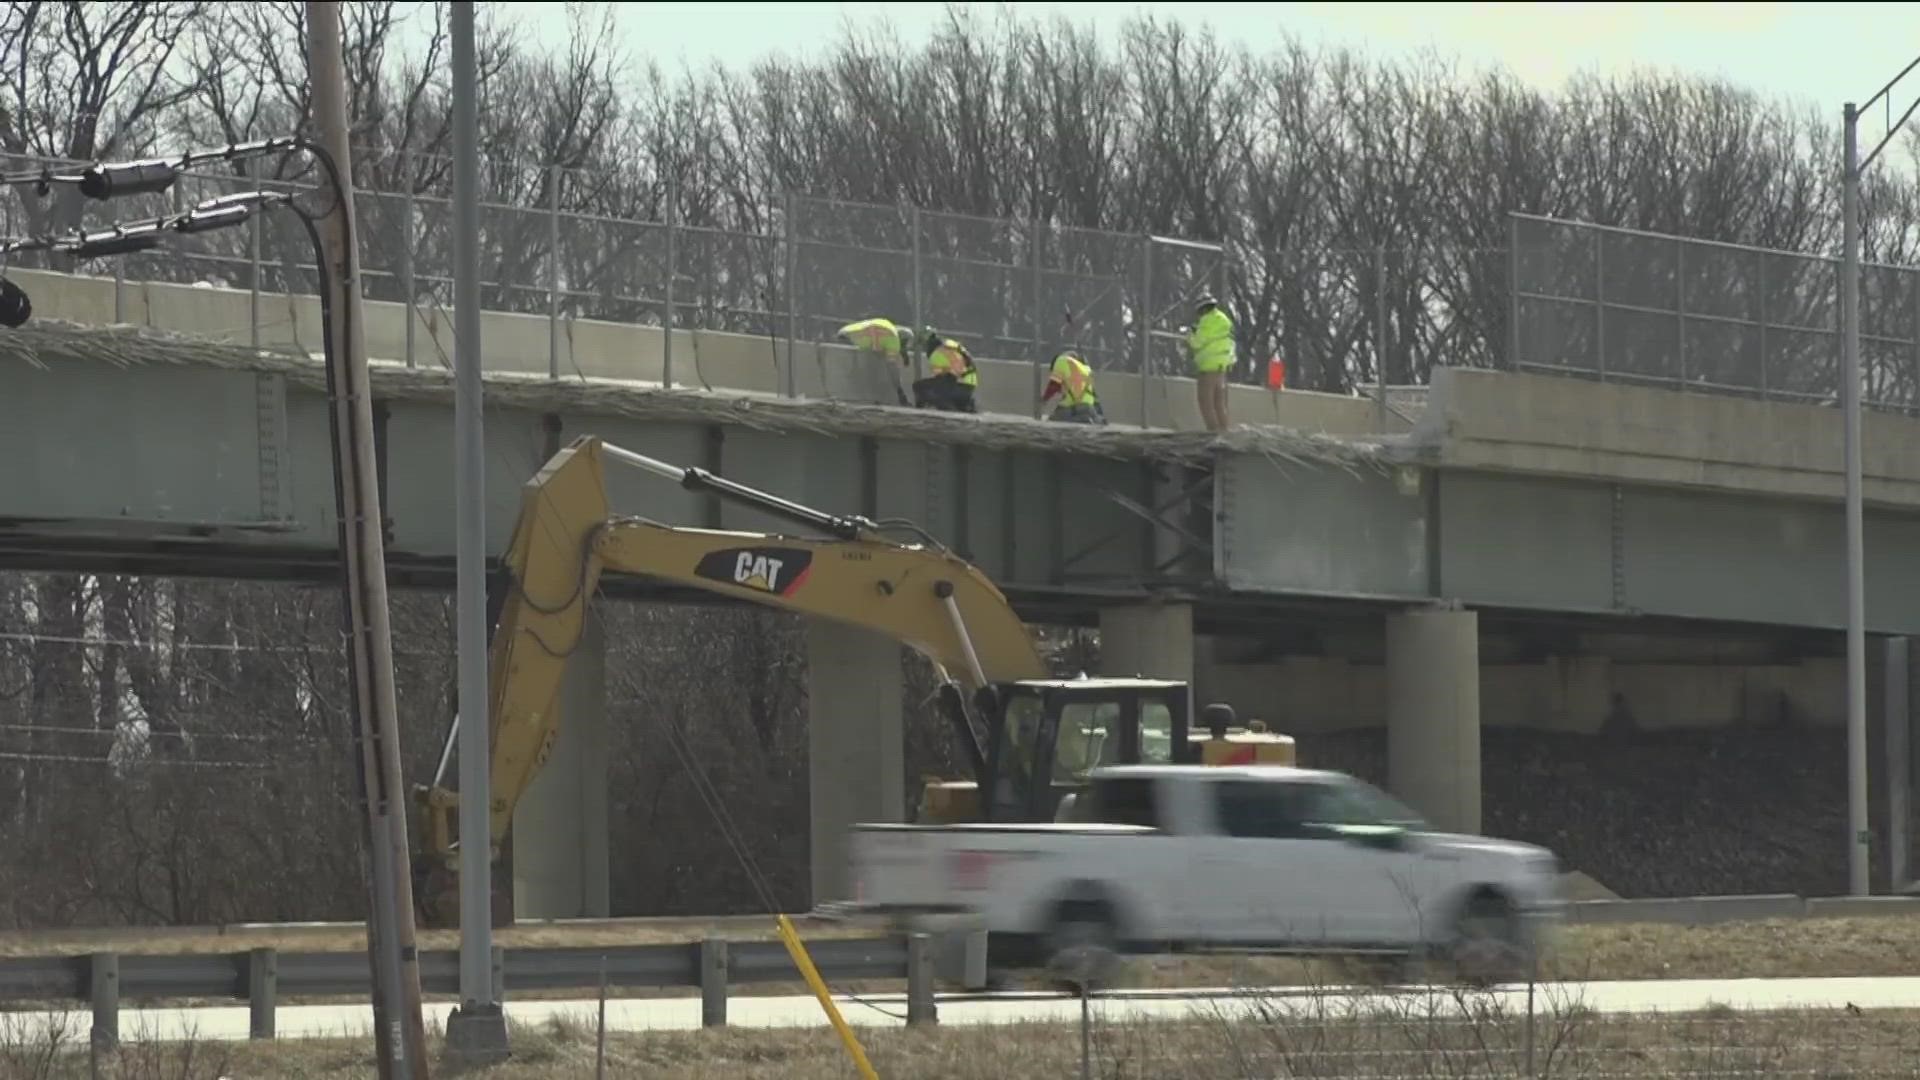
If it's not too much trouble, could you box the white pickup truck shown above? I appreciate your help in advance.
[849,765,1562,978]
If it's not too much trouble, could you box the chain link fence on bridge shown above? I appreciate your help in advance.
[17,148,1916,418]
[1,150,1227,396]
[1512,211,1920,411]
[788,194,1227,385]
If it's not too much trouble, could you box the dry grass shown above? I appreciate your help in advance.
[1033,915,1920,992]
[4,999,1914,1079]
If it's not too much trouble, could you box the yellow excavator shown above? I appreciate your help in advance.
[411,435,1293,924]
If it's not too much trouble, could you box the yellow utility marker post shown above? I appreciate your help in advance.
[776,914,881,1080]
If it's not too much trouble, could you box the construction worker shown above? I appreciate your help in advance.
[913,327,979,413]
[837,317,916,405]
[1188,296,1235,433]
[1041,349,1104,424]
[837,317,913,364]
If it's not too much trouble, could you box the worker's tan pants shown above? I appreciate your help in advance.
[1197,371,1230,432]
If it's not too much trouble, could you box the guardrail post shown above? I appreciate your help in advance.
[89,951,118,1051]
[1757,250,1770,400]
[1910,268,1919,414]
[663,181,676,389]
[963,929,989,991]
[1374,245,1389,433]
[1139,235,1154,429]
[783,190,798,399]
[906,934,937,1026]
[1029,220,1044,417]
[401,151,416,369]
[248,947,277,1039]
[1508,214,1522,369]
[700,937,728,1028]
[248,160,263,350]
[548,162,563,380]
[911,203,924,381]
[1594,228,1607,382]
[1675,238,1688,387]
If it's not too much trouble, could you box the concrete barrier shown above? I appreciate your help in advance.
[1418,366,1920,508]
[1802,896,1920,919]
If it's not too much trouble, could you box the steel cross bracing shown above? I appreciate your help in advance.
[1056,459,1216,587]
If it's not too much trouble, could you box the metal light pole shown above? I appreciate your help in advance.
[443,0,510,1063]
[1840,58,1920,897]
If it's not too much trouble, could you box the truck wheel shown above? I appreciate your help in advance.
[1046,900,1121,991]
[1447,890,1526,988]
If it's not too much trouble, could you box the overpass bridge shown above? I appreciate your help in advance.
[9,215,1920,911]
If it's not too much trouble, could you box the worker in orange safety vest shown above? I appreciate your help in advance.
[912,327,979,413]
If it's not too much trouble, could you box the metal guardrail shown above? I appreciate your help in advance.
[0,934,934,1046]
[11,892,1920,1047]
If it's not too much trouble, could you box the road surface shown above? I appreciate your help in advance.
[7,975,1920,1044]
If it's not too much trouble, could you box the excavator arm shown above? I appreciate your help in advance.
[415,435,1046,879]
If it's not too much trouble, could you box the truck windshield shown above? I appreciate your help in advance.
[1301,779,1427,830]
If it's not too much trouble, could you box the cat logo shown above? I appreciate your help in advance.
[693,546,814,597]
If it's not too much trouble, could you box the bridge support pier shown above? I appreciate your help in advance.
[1099,603,1195,683]
[1387,605,1481,835]
[808,621,905,907]
[1100,603,1197,744]
[511,608,611,919]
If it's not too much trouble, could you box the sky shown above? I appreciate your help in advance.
[509,2,1920,145]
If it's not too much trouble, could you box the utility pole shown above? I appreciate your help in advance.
[306,3,433,1073]
[443,0,510,1061]
[1838,58,1920,897]
[1841,101,1869,897]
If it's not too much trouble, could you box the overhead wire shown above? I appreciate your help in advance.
[0,749,272,769]
[0,722,313,743]
[0,630,442,657]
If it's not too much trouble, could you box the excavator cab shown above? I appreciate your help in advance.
[983,679,1187,823]
[916,679,1296,825]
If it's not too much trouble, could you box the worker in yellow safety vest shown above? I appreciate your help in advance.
[1041,350,1105,424]
[837,317,916,405]
[837,317,913,363]
[912,327,979,413]
[1187,296,1235,433]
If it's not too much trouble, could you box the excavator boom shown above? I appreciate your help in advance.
[417,435,1046,875]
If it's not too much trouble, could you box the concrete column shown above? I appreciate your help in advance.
[1871,636,1914,892]
[512,609,611,919]
[808,621,904,907]
[1386,606,1481,835]
[1099,604,1195,681]
[1101,603,1196,732]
